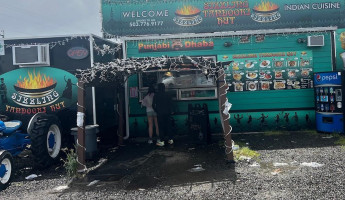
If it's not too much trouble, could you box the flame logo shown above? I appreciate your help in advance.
[16,70,56,89]
[175,5,200,16]
[254,0,279,11]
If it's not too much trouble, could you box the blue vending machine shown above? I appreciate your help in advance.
[314,71,344,133]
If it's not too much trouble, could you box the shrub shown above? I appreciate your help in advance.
[234,147,260,161]
[61,147,78,178]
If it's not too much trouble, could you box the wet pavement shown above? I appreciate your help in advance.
[3,130,345,199]
[71,135,237,190]
[71,130,340,191]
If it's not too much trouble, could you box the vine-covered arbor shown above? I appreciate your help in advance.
[74,56,234,171]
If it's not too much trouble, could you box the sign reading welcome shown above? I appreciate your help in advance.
[102,0,345,36]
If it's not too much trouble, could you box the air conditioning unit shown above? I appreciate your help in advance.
[307,35,324,47]
[12,44,50,66]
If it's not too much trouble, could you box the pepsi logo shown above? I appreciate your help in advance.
[316,74,321,82]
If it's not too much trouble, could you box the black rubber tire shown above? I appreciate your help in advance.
[0,151,13,191]
[30,115,63,168]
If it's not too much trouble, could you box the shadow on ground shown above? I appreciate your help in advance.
[69,130,341,191]
[71,136,237,190]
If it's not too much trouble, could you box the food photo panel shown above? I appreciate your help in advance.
[246,71,258,80]
[272,57,285,68]
[232,61,240,70]
[274,70,284,79]
[244,60,255,69]
[287,59,298,67]
[273,80,286,90]
[260,81,271,90]
[223,50,313,92]
[260,60,271,68]
[301,68,312,78]
[234,82,244,92]
[300,59,312,67]
[246,81,258,91]
[287,69,298,79]
[233,71,243,82]
[259,70,272,80]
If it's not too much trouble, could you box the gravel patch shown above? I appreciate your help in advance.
[2,132,345,199]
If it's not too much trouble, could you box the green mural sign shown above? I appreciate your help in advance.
[0,67,77,115]
[102,0,345,36]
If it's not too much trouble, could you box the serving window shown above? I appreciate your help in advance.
[139,88,178,102]
[137,55,217,101]
[179,88,217,100]
[157,70,216,89]
[138,70,216,100]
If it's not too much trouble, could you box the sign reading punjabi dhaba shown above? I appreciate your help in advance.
[0,67,77,115]
[102,0,345,36]
[138,39,214,53]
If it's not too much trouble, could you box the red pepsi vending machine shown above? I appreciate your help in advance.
[314,71,344,133]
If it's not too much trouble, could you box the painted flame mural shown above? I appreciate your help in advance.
[175,5,200,15]
[16,70,56,89]
[254,0,279,11]
[0,67,77,115]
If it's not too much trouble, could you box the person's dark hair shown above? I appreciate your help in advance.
[147,85,155,95]
[157,83,165,93]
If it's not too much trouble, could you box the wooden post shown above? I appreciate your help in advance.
[77,80,86,172]
[218,68,234,162]
[117,85,124,146]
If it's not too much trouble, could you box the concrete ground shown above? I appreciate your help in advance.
[77,135,237,190]
[68,131,344,193]
[2,131,345,199]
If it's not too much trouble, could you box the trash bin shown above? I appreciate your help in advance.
[70,124,99,160]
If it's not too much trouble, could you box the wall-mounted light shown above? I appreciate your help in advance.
[297,38,307,43]
[224,42,232,47]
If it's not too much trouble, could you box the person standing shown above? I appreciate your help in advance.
[0,78,8,104]
[141,85,160,144]
[153,83,174,146]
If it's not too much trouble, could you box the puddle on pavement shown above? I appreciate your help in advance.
[125,175,159,190]
[259,161,299,174]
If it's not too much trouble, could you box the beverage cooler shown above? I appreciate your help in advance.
[314,71,344,133]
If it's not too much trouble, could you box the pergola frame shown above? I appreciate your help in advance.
[75,55,234,171]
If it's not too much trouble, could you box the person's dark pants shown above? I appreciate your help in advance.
[157,114,173,141]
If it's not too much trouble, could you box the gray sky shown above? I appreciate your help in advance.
[0,0,102,39]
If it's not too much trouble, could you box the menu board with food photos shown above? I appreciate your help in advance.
[219,51,313,92]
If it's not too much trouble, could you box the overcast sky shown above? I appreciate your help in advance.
[0,0,102,39]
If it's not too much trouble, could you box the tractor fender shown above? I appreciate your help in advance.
[27,113,48,134]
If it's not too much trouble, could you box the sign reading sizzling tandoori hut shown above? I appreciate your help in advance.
[0,67,77,115]
[102,0,345,36]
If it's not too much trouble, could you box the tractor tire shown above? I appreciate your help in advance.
[0,150,13,191]
[30,115,63,168]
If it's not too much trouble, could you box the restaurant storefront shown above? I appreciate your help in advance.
[101,0,345,136]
